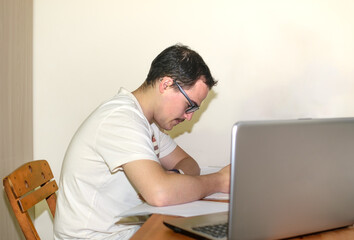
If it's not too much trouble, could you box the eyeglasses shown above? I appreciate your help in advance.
[173,80,199,114]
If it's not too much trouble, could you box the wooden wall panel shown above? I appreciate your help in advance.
[0,0,33,239]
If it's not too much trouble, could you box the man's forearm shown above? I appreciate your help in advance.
[149,171,226,206]
[124,160,230,207]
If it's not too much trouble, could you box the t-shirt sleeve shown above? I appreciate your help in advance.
[152,124,177,158]
[95,108,159,173]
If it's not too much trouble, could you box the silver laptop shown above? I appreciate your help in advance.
[164,118,354,240]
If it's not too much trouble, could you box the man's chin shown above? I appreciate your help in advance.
[156,120,184,131]
[165,122,180,131]
[154,122,173,131]
[167,122,179,131]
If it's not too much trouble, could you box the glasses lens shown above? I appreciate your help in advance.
[185,105,199,114]
[174,80,199,114]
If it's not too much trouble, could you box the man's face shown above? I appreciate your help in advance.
[155,77,209,131]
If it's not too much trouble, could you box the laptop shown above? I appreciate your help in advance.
[164,117,354,240]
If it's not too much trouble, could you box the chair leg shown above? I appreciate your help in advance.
[46,193,57,217]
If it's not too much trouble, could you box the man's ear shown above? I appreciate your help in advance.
[159,77,174,93]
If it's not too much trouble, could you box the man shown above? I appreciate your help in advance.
[54,44,230,239]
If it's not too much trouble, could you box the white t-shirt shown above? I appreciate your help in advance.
[54,88,177,239]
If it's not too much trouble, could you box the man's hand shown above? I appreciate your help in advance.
[217,165,230,193]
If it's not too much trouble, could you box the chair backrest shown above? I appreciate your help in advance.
[3,160,58,240]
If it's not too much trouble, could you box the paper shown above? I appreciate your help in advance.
[118,200,229,218]
[200,166,223,175]
[204,192,229,200]
[116,215,151,225]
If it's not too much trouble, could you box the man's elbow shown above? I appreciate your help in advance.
[142,188,174,207]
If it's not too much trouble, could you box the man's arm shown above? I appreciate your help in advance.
[159,145,200,176]
[122,159,230,207]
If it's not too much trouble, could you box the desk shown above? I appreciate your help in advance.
[131,214,354,240]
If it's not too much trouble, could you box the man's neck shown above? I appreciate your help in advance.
[132,85,155,124]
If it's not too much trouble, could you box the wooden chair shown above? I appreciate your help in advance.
[3,160,58,240]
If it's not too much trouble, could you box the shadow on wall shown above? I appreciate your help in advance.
[168,89,217,139]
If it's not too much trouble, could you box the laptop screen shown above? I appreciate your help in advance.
[229,118,354,239]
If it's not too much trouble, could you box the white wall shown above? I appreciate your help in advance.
[33,0,354,238]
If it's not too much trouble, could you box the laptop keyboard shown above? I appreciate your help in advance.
[192,223,228,238]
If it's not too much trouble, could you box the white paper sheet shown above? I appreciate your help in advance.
[118,200,229,217]
[204,192,229,200]
[200,166,223,175]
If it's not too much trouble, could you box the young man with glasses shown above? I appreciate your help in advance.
[54,44,230,240]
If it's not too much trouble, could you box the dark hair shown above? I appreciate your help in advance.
[145,44,217,89]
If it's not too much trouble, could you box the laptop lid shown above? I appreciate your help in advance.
[229,117,354,239]
[164,117,354,240]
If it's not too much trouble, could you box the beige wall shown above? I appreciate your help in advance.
[30,0,354,238]
[0,0,33,239]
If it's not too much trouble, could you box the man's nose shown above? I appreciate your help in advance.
[184,112,194,121]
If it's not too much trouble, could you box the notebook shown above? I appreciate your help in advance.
[164,117,354,240]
